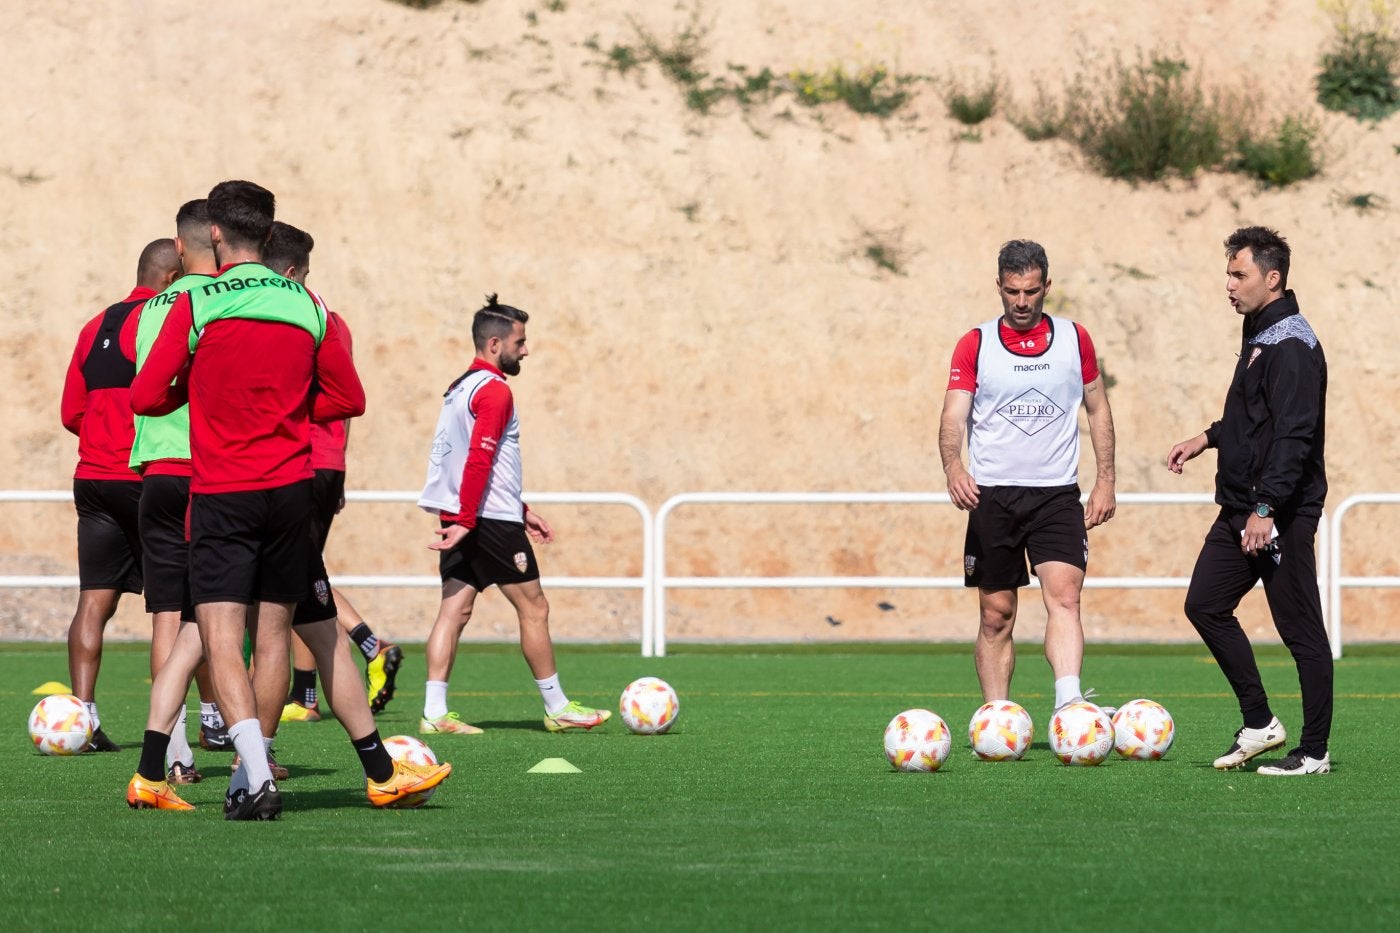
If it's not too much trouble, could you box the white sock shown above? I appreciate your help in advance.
[200,701,225,730]
[424,680,449,720]
[228,719,273,788]
[1054,676,1082,709]
[166,705,194,768]
[84,701,101,729]
[229,760,250,796]
[535,674,569,715]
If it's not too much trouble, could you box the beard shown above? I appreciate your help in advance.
[499,355,522,376]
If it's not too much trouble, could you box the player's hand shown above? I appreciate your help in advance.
[524,510,555,544]
[1085,481,1116,529]
[945,465,980,511]
[430,523,470,551]
[1241,513,1274,555]
[1167,433,1209,474]
[335,494,346,515]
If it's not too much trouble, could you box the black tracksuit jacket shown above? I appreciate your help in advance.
[1203,290,1327,519]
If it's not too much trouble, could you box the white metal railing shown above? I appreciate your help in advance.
[0,488,654,651]
[0,488,1377,658]
[1329,493,1400,659]
[652,492,1331,658]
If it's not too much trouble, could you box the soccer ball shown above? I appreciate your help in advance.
[1048,701,1115,766]
[619,677,680,735]
[383,734,440,767]
[383,735,440,808]
[28,694,93,756]
[884,709,952,772]
[1111,699,1176,760]
[967,700,1034,761]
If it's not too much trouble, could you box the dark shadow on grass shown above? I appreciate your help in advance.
[276,786,381,811]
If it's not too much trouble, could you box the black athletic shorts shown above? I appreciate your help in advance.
[439,516,540,591]
[188,480,313,606]
[74,478,143,593]
[139,474,192,614]
[963,484,1087,589]
[309,468,345,552]
[292,535,338,626]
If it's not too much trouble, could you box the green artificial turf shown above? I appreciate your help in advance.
[3,642,1399,931]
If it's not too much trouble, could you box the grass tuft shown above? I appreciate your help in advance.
[1316,0,1400,120]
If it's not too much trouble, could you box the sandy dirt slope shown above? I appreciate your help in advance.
[0,1,1395,644]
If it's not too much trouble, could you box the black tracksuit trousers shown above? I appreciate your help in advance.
[1183,509,1333,756]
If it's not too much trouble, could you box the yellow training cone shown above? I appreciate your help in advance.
[527,758,581,773]
[31,681,72,696]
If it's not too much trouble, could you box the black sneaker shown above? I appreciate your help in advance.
[369,644,405,714]
[224,780,283,821]
[167,761,204,785]
[199,722,234,751]
[1257,748,1331,776]
[85,726,121,753]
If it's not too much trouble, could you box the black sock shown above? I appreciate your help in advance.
[1242,704,1274,729]
[352,730,394,783]
[348,623,378,661]
[291,668,318,707]
[138,730,172,782]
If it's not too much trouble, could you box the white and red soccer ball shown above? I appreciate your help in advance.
[619,677,680,735]
[967,700,1034,761]
[383,734,440,767]
[884,708,952,772]
[1048,701,1115,766]
[1111,699,1176,760]
[27,694,92,756]
[383,734,441,807]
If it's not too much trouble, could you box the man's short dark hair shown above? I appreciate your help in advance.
[207,180,275,250]
[175,199,211,251]
[136,238,179,287]
[262,221,315,273]
[1225,226,1290,289]
[472,293,529,351]
[997,239,1050,283]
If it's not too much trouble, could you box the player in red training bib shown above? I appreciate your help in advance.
[938,239,1117,721]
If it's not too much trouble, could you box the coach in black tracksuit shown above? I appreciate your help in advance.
[1167,226,1332,777]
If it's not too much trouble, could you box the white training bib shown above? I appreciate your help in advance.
[418,369,524,522]
[966,315,1085,486]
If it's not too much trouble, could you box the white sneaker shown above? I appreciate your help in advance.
[1213,716,1287,770]
[1257,749,1330,776]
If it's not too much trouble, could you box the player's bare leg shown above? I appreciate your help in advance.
[300,615,452,805]
[425,580,477,683]
[150,609,201,779]
[501,579,609,731]
[974,588,1017,702]
[500,579,556,680]
[1038,561,1086,679]
[199,600,284,799]
[68,587,121,750]
[420,580,482,734]
[1037,561,1091,711]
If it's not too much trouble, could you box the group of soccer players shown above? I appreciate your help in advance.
[64,181,450,819]
[63,179,615,820]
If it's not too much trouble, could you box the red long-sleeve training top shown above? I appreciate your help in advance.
[130,279,365,494]
[310,308,352,472]
[60,286,153,481]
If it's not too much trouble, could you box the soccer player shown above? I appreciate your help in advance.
[1167,226,1332,776]
[128,199,232,783]
[259,221,404,723]
[418,294,610,735]
[127,180,449,817]
[60,238,181,752]
[938,239,1117,715]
